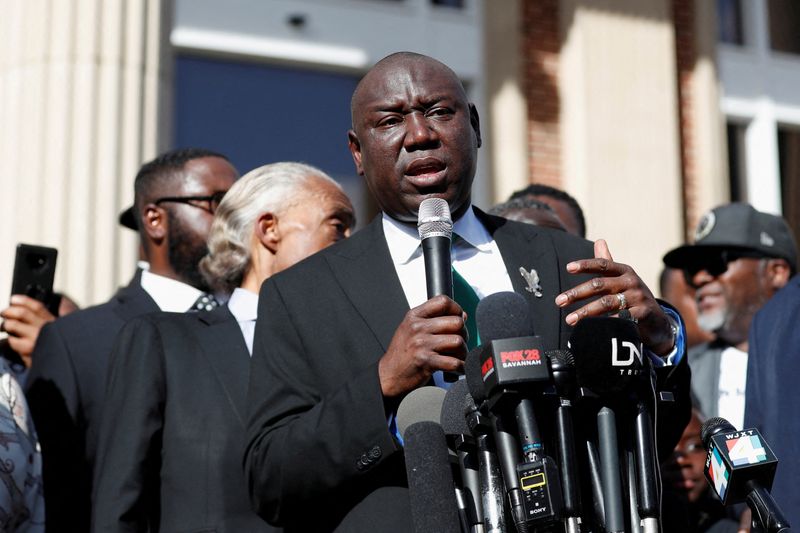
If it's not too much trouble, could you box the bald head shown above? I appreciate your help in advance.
[350,52,467,126]
[347,52,481,223]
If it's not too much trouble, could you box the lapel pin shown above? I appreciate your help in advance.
[519,267,543,298]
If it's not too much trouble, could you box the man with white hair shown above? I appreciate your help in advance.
[92,162,355,532]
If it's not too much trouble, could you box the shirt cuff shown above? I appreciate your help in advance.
[645,305,686,367]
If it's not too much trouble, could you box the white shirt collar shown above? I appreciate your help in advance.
[382,205,493,265]
[139,269,204,313]
[227,287,258,323]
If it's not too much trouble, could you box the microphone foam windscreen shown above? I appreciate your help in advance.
[404,421,462,533]
[396,386,447,439]
[464,347,486,404]
[700,417,737,449]
[417,198,453,240]
[569,316,643,396]
[440,379,471,436]
[475,291,533,343]
[547,349,575,369]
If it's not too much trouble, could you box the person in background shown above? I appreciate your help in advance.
[92,162,354,532]
[659,266,715,349]
[488,196,568,231]
[661,408,742,532]
[663,203,795,429]
[743,272,800,526]
[25,147,238,532]
[508,183,586,238]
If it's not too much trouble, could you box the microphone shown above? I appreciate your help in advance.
[547,349,582,533]
[464,389,506,533]
[441,379,484,532]
[569,316,645,533]
[473,292,563,531]
[397,387,461,533]
[701,417,790,532]
[418,197,454,300]
[404,421,463,533]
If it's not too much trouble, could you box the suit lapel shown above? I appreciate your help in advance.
[196,306,252,427]
[325,217,410,353]
[477,209,562,350]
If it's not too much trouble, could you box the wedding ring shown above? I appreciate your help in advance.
[616,292,627,310]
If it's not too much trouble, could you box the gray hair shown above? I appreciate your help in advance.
[199,162,341,294]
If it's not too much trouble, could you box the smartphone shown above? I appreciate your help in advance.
[11,244,58,305]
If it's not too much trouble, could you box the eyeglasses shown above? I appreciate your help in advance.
[682,249,767,287]
[674,439,706,457]
[154,191,227,215]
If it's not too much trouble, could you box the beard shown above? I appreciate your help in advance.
[167,214,210,292]
[697,305,726,334]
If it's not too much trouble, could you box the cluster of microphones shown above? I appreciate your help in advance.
[403,198,791,533]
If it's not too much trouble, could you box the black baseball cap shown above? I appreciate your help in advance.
[663,203,797,272]
[118,206,137,231]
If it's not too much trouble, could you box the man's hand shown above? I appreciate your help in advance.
[379,295,467,398]
[0,294,56,366]
[555,239,675,356]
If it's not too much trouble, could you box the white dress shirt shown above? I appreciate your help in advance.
[718,346,748,430]
[382,205,514,308]
[227,287,259,356]
[140,269,205,313]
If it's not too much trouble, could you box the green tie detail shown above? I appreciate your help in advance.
[452,267,481,350]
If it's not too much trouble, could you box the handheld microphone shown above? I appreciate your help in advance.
[569,316,645,533]
[418,197,454,300]
[701,417,790,532]
[474,292,562,531]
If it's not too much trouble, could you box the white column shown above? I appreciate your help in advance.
[0,0,173,306]
[745,101,782,213]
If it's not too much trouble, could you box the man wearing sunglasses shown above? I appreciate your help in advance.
[663,203,796,429]
[25,147,238,532]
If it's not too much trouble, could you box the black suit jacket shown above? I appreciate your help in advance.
[26,272,158,532]
[92,306,276,533]
[245,211,619,531]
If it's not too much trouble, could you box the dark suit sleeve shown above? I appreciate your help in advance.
[26,321,92,531]
[743,311,764,430]
[92,318,166,533]
[244,277,400,527]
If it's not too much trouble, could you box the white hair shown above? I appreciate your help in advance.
[199,162,341,294]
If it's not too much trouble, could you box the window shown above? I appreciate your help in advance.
[777,126,800,243]
[726,122,748,202]
[768,0,800,54]
[174,54,374,225]
[718,0,744,45]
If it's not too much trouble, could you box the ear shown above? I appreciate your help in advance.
[256,212,280,254]
[469,103,482,148]
[347,130,365,176]
[765,258,791,291]
[142,204,167,242]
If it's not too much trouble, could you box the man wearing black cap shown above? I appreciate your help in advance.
[663,202,797,428]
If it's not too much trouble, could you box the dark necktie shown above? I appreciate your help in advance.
[190,293,220,312]
[452,267,480,350]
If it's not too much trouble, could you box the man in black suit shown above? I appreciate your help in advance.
[25,148,238,532]
[92,162,355,532]
[244,52,688,532]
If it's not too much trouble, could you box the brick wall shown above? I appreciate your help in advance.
[521,0,562,188]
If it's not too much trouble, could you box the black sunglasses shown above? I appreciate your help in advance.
[682,249,767,287]
[154,191,228,215]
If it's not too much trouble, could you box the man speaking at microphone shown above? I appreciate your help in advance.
[244,51,689,532]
